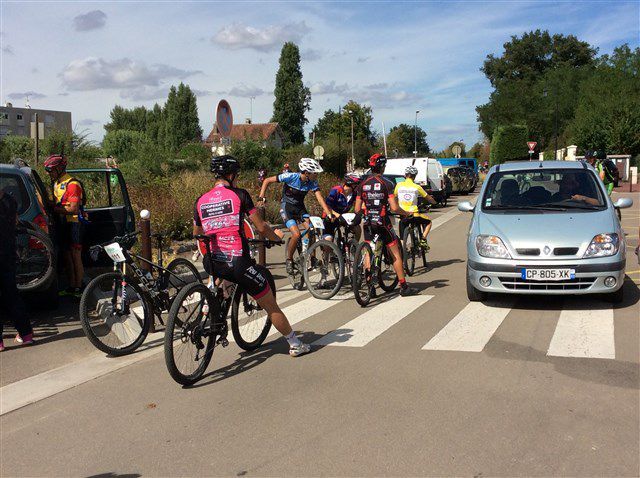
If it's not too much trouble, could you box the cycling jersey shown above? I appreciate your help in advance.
[54,174,83,223]
[325,185,355,215]
[277,172,319,207]
[394,177,430,220]
[357,174,395,226]
[193,184,257,262]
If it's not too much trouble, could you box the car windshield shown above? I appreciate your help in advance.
[0,173,30,214]
[482,168,606,211]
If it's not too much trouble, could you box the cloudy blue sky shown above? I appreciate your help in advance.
[1,1,638,150]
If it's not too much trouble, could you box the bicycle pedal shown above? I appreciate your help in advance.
[217,337,229,347]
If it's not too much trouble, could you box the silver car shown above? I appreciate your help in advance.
[458,161,633,303]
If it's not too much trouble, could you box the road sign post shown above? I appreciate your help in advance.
[527,141,537,161]
[313,145,324,160]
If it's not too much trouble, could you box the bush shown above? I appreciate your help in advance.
[229,140,284,173]
[489,125,529,166]
[1,135,34,161]
[102,130,149,162]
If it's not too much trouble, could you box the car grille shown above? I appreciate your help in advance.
[516,248,540,256]
[498,276,596,291]
[553,247,579,256]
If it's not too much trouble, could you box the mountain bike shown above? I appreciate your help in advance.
[79,231,201,356]
[303,213,359,300]
[400,208,430,276]
[285,216,323,290]
[351,225,399,307]
[14,221,56,293]
[164,236,281,386]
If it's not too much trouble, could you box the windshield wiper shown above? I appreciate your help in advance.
[486,205,567,211]
[537,202,602,210]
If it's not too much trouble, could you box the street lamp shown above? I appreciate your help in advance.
[348,110,354,172]
[414,110,420,159]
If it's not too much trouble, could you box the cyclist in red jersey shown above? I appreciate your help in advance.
[193,155,311,357]
[355,153,418,297]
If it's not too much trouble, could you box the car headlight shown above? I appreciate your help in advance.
[475,235,512,259]
[583,233,620,258]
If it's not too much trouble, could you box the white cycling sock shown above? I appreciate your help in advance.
[285,331,302,347]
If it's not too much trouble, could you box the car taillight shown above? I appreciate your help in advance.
[33,213,49,233]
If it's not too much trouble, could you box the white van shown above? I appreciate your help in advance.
[383,157,446,202]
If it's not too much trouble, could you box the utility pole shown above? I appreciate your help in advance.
[34,113,39,165]
[249,96,255,123]
[349,110,354,172]
[414,110,420,159]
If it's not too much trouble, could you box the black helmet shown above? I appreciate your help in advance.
[595,150,607,160]
[584,150,595,159]
[210,155,240,176]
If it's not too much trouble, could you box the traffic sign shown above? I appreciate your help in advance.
[451,145,462,157]
[313,145,324,159]
[216,100,233,138]
[527,141,537,152]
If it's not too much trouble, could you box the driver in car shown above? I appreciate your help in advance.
[550,174,599,206]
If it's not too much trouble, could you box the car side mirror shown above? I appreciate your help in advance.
[613,197,633,209]
[458,201,475,212]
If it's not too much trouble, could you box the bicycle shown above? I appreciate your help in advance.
[285,216,323,290]
[79,231,201,356]
[351,225,399,307]
[303,213,359,300]
[400,208,430,276]
[14,220,56,293]
[164,236,281,386]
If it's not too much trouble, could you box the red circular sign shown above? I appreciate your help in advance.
[216,100,233,137]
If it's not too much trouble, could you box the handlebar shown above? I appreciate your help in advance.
[90,231,140,254]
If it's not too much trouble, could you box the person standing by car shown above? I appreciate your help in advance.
[0,187,34,351]
[44,154,86,298]
[585,150,615,197]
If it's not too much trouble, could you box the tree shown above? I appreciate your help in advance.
[164,83,203,153]
[386,123,429,157]
[468,141,490,162]
[146,103,165,145]
[102,130,149,162]
[41,129,73,157]
[570,45,640,156]
[104,105,148,133]
[272,42,311,145]
[0,135,33,161]
[490,125,529,166]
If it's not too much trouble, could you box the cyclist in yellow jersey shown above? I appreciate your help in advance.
[395,166,436,250]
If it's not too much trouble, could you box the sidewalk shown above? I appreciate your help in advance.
[614,182,639,193]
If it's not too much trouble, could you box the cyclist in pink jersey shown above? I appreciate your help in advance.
[193,155,311,357]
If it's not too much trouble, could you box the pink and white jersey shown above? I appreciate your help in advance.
[194,184,257,261]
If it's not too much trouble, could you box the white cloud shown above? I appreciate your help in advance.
[2,45,14,55]
[348,89,423,109]
[222,85,266,98]
[7,91,46,100]
[73,10,107,32]
[211,22,308,52]
[309,81,349,95]
[120,86,167,101]
[60,57,200,91]
[192,89,212,97]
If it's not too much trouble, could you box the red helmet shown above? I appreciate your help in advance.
[344,173,361,186]
[44,154,67,170]
[284,163,290,169]
[369,153,387,168]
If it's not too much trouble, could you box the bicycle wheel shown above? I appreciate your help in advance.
[378,245,399,292]
[79,272,152,356]
[343,238,358,284]
[15,226,56,292]
[303,239,344,300]
[285,237,305,290]
[230,274,274,350]
[402,226,416,277]
[166,257,202,301]
[352,242,373,307]
[164,282,217,385]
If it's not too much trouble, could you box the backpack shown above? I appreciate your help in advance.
[600,159,619,186]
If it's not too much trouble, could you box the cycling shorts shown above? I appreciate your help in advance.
[399,216,431,238]
[363,222,398,247]
[280,202,309,229]
[203,255,273,300]
[59,222,84,251]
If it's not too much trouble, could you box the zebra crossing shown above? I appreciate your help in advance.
[269,285,620,360]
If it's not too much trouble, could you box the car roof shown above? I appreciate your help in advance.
[490,160,587,173]
[0,163,31,176]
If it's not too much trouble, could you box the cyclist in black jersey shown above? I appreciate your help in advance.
[355,154,418,297]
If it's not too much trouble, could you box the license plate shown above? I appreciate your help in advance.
[521,268,575,281]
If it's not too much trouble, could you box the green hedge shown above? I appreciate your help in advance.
[489,125,529,166]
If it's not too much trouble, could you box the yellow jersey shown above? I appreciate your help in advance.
[53,173,83,223]
[394,178,429,219]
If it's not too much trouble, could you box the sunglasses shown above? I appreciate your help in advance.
[44,167,53,172]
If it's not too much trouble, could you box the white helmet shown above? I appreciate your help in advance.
[405,165,418,176]
[298,157,323,173]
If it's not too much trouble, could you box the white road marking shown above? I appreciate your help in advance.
[313,294,433,347]
[547,305,615,359]
[430,208,463,231]
[423,300,512,352]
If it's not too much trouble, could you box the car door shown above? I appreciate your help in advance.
[67,168,135,264]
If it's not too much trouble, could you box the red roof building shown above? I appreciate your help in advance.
[204,121,285,150]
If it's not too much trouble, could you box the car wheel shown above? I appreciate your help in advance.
[603,285,624,304]
[466,267,486,302]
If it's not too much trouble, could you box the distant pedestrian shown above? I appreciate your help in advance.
[0,186,34,351]
[45,154,87,298]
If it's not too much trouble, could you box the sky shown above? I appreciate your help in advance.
[0,0,638,151]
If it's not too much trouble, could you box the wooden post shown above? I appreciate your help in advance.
[139,209,153,331]
[34,113,39,165]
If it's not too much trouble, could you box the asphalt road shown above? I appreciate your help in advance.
[1,190,639,477]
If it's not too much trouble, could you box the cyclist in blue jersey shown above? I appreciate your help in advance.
[322,173,362,241]
[258,158,336,274]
